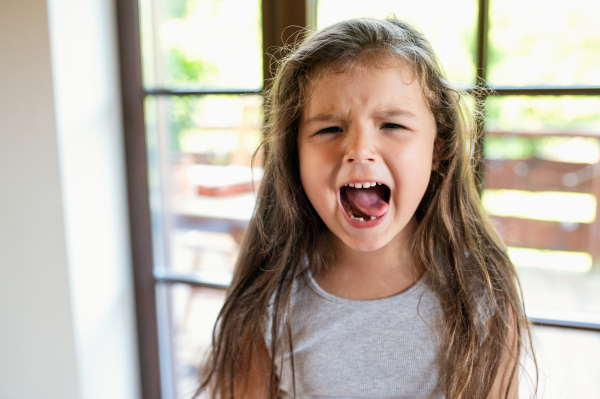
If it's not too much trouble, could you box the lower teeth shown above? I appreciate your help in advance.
[350,214,377,221]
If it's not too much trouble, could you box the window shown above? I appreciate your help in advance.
[117,0,305,397]
[117,0,600,397]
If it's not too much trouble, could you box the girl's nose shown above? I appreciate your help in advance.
[344,127,377,164]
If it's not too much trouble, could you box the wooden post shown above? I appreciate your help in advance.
[589,150,600,270]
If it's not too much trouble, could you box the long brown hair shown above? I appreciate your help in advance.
[197,18,537,398]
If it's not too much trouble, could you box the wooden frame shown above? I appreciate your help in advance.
[116,0,600,397]
[116,0,162,397]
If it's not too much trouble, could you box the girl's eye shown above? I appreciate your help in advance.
[381,123,406,130]
[317,126,343,134]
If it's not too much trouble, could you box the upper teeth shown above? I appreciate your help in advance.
[347,182,379,188]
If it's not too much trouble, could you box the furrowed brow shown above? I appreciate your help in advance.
[304,114,341,125]
[374,109,417,119]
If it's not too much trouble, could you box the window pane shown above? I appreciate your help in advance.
[316,0,478,86]
[488,0,600,87]
[170,284,225,398]
[486,96,600,135]
[484,96,600,314]
[145,94,263,279]
[139,0,263,90]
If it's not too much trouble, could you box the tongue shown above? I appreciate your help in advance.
[346,186,389,217]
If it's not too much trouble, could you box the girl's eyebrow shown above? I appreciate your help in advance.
[304,109,417,125]
[304,114,342,125]
[373,109,417,119]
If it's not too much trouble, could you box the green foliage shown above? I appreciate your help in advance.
[166,47,218,85]
[168,96,196,151]
[484,136,535,160]
[485,94,600,163]
[163,0,188,19]
[484,135,600,164]
[165,48,217,151]
[159,0,259,151]
[487,0,600,86]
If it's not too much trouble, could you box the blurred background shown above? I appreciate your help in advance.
[1,0,599,398]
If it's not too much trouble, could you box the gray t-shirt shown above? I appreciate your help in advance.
[266,271,445,399]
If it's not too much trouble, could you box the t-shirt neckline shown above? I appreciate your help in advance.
[306,268,427,305]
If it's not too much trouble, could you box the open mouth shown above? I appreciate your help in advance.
[340,182,391,222]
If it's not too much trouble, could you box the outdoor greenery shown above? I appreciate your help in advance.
[140,0,262,151]
[484,135,600,164]
[488,0,600,86]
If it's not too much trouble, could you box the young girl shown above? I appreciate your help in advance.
[197,18,536,399]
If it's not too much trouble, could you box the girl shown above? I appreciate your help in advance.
[197,18,536,399]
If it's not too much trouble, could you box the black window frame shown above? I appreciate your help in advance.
[116,0,600,397]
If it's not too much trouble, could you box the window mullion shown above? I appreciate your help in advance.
[474,0,490,193]
[145,89,263,96]
[116,0,162,398]
[490,86,600,96]
[262,0,307,82]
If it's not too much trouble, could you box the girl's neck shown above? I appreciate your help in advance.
[313,228,424,301]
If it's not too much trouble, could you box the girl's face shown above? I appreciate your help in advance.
[298,61,436,254]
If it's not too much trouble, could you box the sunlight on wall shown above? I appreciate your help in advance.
[508,247,592,272]
[482,189,597,223]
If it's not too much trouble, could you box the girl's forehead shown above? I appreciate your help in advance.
[309,56,418,89]
[302,59,426,114]
[300,60,436,134]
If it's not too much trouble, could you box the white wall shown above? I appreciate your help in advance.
[0,1,140,398]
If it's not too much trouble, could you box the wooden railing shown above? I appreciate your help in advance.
[485,131,600,268]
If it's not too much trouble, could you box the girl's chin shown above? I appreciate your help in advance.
[329,216,417,255]
[335,233,392,254]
